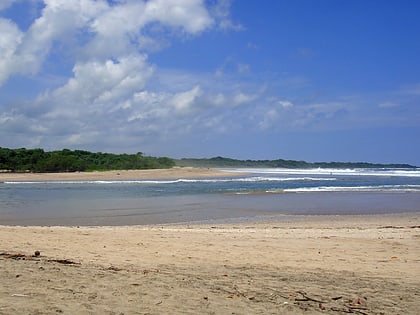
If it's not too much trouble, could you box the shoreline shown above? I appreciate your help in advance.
[0,167,243,182]
[1,213,419,314]
[2,211,419,228]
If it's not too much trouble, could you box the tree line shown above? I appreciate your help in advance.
[1,148,415,173]
[0,147,175,172]
[175,156,416,169]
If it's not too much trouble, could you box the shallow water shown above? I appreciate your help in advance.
[1,168,420,226]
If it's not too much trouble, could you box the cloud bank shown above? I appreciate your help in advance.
[0,0,419,160]
[0,0,269,153]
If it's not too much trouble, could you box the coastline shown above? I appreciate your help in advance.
[1,213,419,314]
[0,167,242,182]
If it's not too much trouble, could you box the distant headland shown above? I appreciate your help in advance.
[175,156,417,169]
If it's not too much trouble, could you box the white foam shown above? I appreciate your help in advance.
[2,176,336,185]
[224,167,420,177]
[277,185,420,193]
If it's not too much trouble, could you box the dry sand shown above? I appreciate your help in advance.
[0,167,239,182]
[1,214,419,314]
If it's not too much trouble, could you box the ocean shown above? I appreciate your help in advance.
[1,168,420,226]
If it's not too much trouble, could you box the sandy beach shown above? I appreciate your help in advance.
[1,214,419,314]
[0,167,238,182]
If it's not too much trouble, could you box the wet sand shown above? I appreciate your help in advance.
[1,214,419,314]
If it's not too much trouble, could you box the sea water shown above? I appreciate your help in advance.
[1,168,419,226]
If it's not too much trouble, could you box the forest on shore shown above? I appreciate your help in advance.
[0,147,416,173]
[0,147,175,172]
[175,156,416,169]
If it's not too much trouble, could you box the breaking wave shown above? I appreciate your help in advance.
[274,185,420,193]
[224,167,420,177]
[2,176,336,185]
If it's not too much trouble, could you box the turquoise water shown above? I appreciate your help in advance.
[1,168,420,226]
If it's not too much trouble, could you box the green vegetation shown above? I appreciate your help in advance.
[1,148,415,173]
[175,156,416,169]
[0,147,175,173]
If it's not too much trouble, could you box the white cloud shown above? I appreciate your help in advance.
[0,0,236,150]
[0,0,216,87]
[210,0,244,31]
[86,0,214,59]
[278,100,293,108]
[233,92,257,105]
[3,0,348,152]
[129,90,172,122]
[0,0,108,85]
[259,108,279,130]
[211,93,226,106]
[41,54,154,119]
[143,0,214,34]
[171,85,202,113]
[91,1,145,37]
[0,18,24,84]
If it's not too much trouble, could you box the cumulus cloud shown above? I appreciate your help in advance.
[0,0,224,152]
[210,0,244,31]
[0,0,215,87]
[143,0,214,34]
[233,92,257,105]
[171,85,202,113]
[55,55,153,105]
[3,0,391,154]
[0,0,108,85]
[211,93,226,106]
[85,0,214,59]
[0,18,24,84]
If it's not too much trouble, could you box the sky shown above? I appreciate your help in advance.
[0,0,419,165]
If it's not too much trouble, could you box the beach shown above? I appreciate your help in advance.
[1,169,420,314]
[1,214,419,314]
[0,167,238,182]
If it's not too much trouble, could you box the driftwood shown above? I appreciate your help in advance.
[290,290,371,315]
[295,291,326,303]
[1,251,79,265]
[0,253,27,259]
[47,258,80,265]
[378,225,420,229]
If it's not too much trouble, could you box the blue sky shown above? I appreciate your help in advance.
[1,0,419,165]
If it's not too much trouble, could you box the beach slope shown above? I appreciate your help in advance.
[1,214,419,314]
[0,167,239,182]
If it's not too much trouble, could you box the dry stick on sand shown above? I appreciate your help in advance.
[295,291,326,303]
